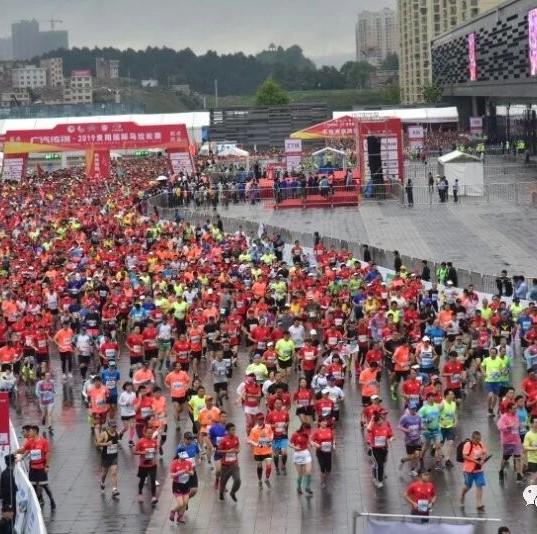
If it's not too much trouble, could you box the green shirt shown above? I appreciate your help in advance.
[481,356,506,383]
[439,400,457,429]
[188,395,206,421]
[275,338,295,361]
[524,430,537,463]
[418,403,441,431]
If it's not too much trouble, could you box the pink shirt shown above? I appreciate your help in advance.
[497,413,521,446]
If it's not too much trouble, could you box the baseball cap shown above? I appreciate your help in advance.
[371,394,381,401]
[422,335,430,342]
[321,388,330,394]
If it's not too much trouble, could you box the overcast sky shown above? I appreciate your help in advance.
[0,0,395,62]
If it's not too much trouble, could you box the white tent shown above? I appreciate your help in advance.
[312,147,348,170]
[437,150,483,196]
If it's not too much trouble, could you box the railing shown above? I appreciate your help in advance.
[146,192,537,293]
[0,422,47,534]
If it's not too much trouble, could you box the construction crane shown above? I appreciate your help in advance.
[33,18,64,30]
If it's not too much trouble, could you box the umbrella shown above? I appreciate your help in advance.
[156,175,168,182]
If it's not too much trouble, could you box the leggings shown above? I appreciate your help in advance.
[370,447,388,482]
[138,466,157,496]
[60,352,73,373]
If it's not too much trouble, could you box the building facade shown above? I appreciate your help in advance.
[398,0,504,104]
[11,20,68,60]
[432,0,537,144]
[356,8,399,66]
[95,58,120,80]
[11,65,47,89]
[0,38,12,61]
[40,58,64,87]
[63,70,93,104]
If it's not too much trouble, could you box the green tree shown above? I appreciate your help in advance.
[255,78,290,106]
[383,83,400,104]
[340,61,376,89]
[380,53,399,70]
[421,82,443,103]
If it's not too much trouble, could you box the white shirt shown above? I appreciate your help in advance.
[118,390,136,417]
[288,324,305,348]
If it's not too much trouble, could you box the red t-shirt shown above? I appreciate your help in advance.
[266,410,290,437]
[218,435,240,465]
[406,481,436,511]
[368,422,393,448]
[290,431,309,451]
[135,437,158,467]
[311,427,334,452]
[443,361,464,389]
[23,436,49,470]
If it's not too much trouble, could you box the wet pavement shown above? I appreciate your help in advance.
[10,343,537,534]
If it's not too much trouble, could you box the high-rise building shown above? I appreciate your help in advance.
[0,37,12,61]
[356,8,399,66]
[40,57,64,87]
[398,0,503,104]
[11,20,68,60]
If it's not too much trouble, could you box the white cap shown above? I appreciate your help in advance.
[310,329,317,335]
[422,336,430,342]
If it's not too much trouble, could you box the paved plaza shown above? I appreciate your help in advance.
[10,344,536,534]
[213,199,537,281]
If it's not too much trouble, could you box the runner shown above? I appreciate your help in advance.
[310,416,335,488]
[133,425,159,505]
[247,414,274,488]
[266,398,290,476]
[88,375,110,439]
[404,470,437,517]
[169,450,195,524]
[95,420,120,497]
[17,424,56,510]
[35,372,55,432]
[439,389,458,468]
[290,423,313,495]
[118,381,136,446]
[217,422,241,501]
[367,411,394,488]
[53,322,75,380]
[398,404,423,476]
[164,362,190,428]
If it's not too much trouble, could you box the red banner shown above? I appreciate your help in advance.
[0,392,10,446]
[86,149,111,180]
[4,121,190,154]
[291,115,357,139]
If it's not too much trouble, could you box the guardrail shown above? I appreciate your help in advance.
[0,421,47,534]
[146,192,537,293]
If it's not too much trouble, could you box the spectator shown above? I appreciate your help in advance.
[496,270,513,297]
[394,251,402,273]
[0,455,16,514]
[421,260,431,282]
[514,276,528,300]
[529,278,537,301]
[363,245,371,264]
[405,179,414,207]
[446,262,458,287]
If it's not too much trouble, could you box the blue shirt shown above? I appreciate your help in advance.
[101,368,120,396]
[209,423,227,447]
[176,441,201,460]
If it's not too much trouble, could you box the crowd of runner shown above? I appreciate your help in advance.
[2,157,535,528]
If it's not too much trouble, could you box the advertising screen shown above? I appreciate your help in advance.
[468,32,477,81]
[529,8,537,76]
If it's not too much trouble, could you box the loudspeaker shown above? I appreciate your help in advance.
[367,136,383,185]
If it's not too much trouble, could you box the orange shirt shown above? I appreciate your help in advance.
[462,441,487,473]
[393,345,411,372]
[197,406,221,433]
[248,424,274,456]
[89,386,109,414]
[152,396,167,422]
[164,370,189,399]
[359,367,379,397]
[438,310,453,328]
[54,328,74,353]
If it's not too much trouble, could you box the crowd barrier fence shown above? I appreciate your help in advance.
[146,193,536,293]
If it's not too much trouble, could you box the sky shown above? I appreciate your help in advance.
[0,0,395,64]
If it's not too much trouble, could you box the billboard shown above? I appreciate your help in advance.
[469,116,483,135]
[529,8,537,76]
[407,125,424,150]
[3,121,190,154]
[468,32,477,81]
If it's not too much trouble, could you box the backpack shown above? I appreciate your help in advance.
[456,439,472,463]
